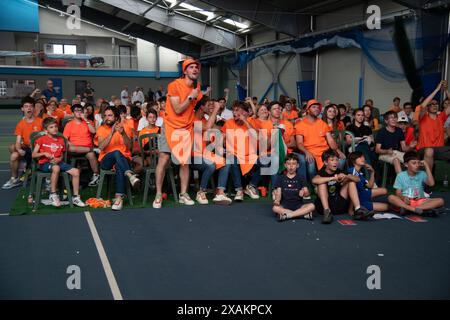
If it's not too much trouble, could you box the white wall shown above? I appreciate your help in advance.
[137,39,156,71]
[317,47,361,107]
[38,7,132,43]
[159,47,181,72]
[362,56,412,111]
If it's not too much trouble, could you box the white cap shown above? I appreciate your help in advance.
[398,114,409,123]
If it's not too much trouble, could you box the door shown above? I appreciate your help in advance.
[119,46,131,69]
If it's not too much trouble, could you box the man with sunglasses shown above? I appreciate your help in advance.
[415,80,450,171]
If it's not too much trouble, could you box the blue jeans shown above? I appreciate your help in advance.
[191,157,216,190]
[100,150,131,195]
[220,156,244,191]
[248,157,278,188]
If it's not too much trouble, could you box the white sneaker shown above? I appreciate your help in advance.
[49,193,61,207]
[128,174,140,189]
[72,196,86,207]
[212,193,232,205]
[153,194,163,209]
[234,190,244,202]
[424,191,431,198]
[196,191,209,205]
[2,177,22,189]
[244,185,260,199]
[112,196,123,211]
[88,174,100,187]
[179,193,195,205]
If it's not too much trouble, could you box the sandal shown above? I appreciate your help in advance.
[304,212,314,220]
[278,212,289,222]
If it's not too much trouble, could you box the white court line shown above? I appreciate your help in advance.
[84,211,123,300]
[0,213,10,216]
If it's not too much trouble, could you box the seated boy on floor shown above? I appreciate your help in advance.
[32,117,86,208]
[312,149,375,224]
[347,151,389,213]
[388,151,444,216]
[273,153,315,222]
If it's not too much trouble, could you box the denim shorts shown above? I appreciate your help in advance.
[39,161,73,173]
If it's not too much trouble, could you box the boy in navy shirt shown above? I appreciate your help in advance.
[347,151,389,213]
[273,153,315,222]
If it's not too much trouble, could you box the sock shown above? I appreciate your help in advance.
[355,206,361,211]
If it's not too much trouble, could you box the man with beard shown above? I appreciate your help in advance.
[152,59,203,208]
[95,106,140,210]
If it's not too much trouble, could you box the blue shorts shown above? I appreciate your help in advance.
[39,162,73,173]
[359,188,373,211]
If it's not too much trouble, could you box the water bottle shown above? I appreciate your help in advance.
[444,174,449,188]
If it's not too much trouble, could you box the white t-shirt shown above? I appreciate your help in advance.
[121,90,129,106]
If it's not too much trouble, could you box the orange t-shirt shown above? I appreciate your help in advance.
[282,110,299,120]
[413,105,422,124]
[164,78,203,164]
[221,118,260,175]
[95,124,133,161]
[15,117,43,147]
[295,117,331,169]
[276,119,294,153]
[59,105,72,115]
[43,109,65,124]
[63,119,93,148]
[139,126,160,147]
[193,118,225,169]
[417,112,448,150]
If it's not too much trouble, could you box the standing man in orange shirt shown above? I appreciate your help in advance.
[416,80,450,171]
[295,99,346,182]
[3,97,43,189]
[152,59,203,208]
[95,106,140,210]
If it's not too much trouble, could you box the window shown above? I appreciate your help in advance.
[0,80,7,97]
[12,80,35,98]
[47,44,77,55]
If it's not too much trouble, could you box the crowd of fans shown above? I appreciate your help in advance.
[2,61,449,223]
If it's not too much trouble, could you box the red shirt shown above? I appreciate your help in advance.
[35,134,66,165]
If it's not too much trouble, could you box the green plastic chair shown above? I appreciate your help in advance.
[29,131,74,210]
[95,168,134,206]
[139,133,178,205]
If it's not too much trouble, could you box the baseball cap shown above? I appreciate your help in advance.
[398,114,409,123]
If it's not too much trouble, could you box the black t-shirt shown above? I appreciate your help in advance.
[346,123,372,138]
[342,116,352,127]
[317,167,343,197]
[375,127,404,150]
[274,173,307,207]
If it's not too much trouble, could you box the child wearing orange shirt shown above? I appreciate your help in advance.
[2,97,43,189]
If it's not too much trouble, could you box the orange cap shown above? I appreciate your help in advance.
[306,99,322,112]
[182,59,200,72]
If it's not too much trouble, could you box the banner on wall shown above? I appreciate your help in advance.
[50,78,63,101]
[297,80,314,103]
[236,84,247,101]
